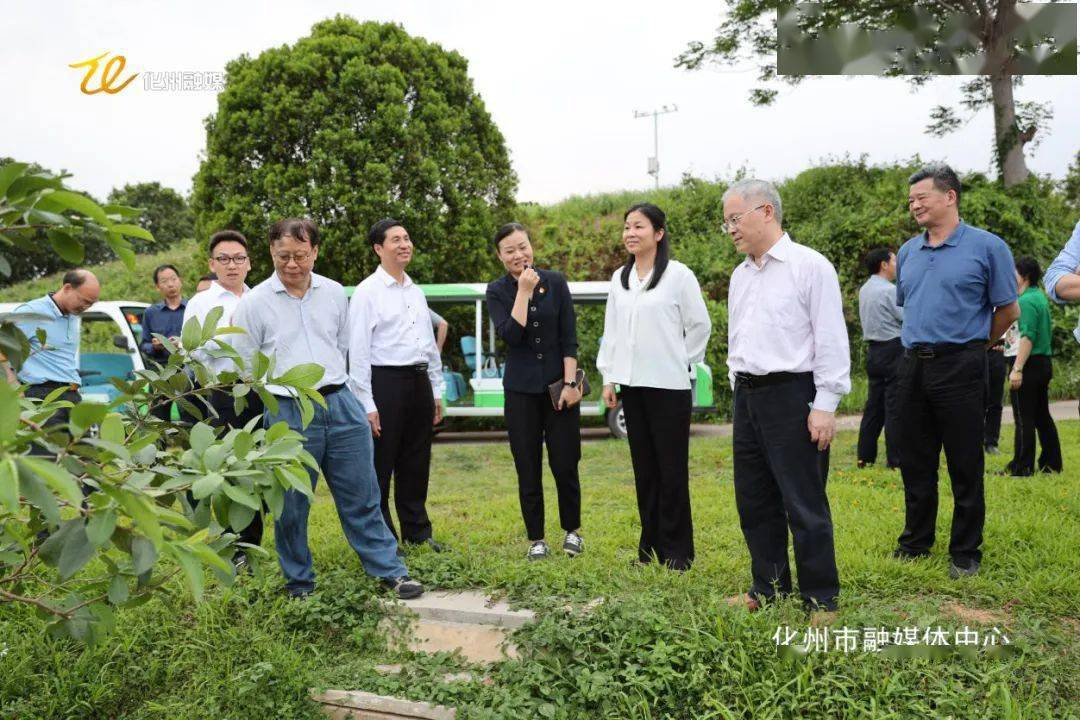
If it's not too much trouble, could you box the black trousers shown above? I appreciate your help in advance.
[371,366,435,543]
[185,386,265,550]
[984,349,1007,447]
[25,383,82,461]
[857,339,903,467]
[1006,355,1062,476]
[505,390,582,541]
[621,386,693,570]
[897,344,986,565]
[732,372,838,610]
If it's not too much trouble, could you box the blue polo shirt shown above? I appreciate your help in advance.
[896,221,1017,348]
[14,294,81,386]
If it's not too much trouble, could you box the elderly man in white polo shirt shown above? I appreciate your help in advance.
[724,179,850,613]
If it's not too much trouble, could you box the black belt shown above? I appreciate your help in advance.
[905,340,985,360]
[733,371,809,389]
[317,383,345,397]
[372,363,429,375]
[867,338,902,347]
[32,380,81,391]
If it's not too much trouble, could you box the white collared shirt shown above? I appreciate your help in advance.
[182,281,250,373]
[232,272,352,396]
[596,259,712,390]
[347,265,444,413]
[727,233,851,412]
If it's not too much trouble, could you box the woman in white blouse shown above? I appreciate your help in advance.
[597,203,712,571]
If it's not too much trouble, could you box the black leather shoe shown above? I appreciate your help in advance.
[405,538,445,553]
[892,548,930,561]
[948,560,980,579]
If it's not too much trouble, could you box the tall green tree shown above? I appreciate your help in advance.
[677,1,1068,187]
[1065,150,1080,210]
[107,182,194,252]
[192,16,517,285]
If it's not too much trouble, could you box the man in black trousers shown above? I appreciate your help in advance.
[348,219,445,552]
[856,248,904,469]
[724,179,851,614]
[894,164,1018,579]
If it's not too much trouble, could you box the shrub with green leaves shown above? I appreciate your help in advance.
[0,306,329,643]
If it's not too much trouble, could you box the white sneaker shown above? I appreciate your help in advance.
[562,531,584,557]
[526,540,550,561]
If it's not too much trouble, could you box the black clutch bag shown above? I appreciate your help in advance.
[547,368,590,409]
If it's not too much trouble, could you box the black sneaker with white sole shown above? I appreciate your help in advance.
[562,531,584,557]
[526,540,550,561]
[381,575,424,599]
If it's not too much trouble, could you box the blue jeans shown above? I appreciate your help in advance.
[265,389,407,593]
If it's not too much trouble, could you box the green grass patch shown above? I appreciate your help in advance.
[2,424,1078,719]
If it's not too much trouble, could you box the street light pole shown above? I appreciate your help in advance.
[633,104,678,189]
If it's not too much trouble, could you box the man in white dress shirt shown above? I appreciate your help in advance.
[724,179,850,613]
[182,230,263,570]
[348,219,445,552]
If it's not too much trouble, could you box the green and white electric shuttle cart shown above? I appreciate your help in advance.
[347,281,715,439]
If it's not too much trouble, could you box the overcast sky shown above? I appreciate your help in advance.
[4,0,1078,205]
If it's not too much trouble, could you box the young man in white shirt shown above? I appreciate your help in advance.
[348,219,445,552]
[182,230,263,570]
[724,179,850,614]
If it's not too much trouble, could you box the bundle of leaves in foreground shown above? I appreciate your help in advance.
[0,308,328,643]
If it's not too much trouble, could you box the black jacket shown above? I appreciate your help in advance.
[485,269,578,394]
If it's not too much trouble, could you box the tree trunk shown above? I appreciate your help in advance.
[986,0,1031,188]
[989,72,1031,188]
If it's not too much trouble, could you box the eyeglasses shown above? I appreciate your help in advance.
[273,252,312,264]
[721,204,767,234]
[212,254,249,266]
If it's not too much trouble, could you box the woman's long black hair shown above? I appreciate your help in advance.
[619,202,669,291]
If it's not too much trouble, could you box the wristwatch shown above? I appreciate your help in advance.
[565,379,578,388]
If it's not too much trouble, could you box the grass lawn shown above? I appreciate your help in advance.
[2,423,1078,719]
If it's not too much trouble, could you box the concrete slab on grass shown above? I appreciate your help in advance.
[312,689,456,719]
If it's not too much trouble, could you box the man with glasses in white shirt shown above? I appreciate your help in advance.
[182,230,263,571]
[724,179,850,614]
[348,218,445,552]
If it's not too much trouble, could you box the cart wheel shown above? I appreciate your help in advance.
[607,400,627,439]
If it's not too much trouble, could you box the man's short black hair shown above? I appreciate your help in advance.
[152,264,180,284]
[198,272,218,283]
[368,218,404,248]
[62,269,89,289]
[908,163,962,207]
[268,218,320,247]
[209,230,249,255]
[862,248,893,277]
[1015,256,1042,286]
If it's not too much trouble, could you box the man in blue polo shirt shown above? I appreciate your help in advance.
[12,269,101,449]
[893,164,1019,579]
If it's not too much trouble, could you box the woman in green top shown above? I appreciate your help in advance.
[1005,256,1062,476]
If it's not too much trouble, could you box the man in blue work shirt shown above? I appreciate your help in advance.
[140,264,187,365]
[893,164,1019,580]
[13,269,101,450]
